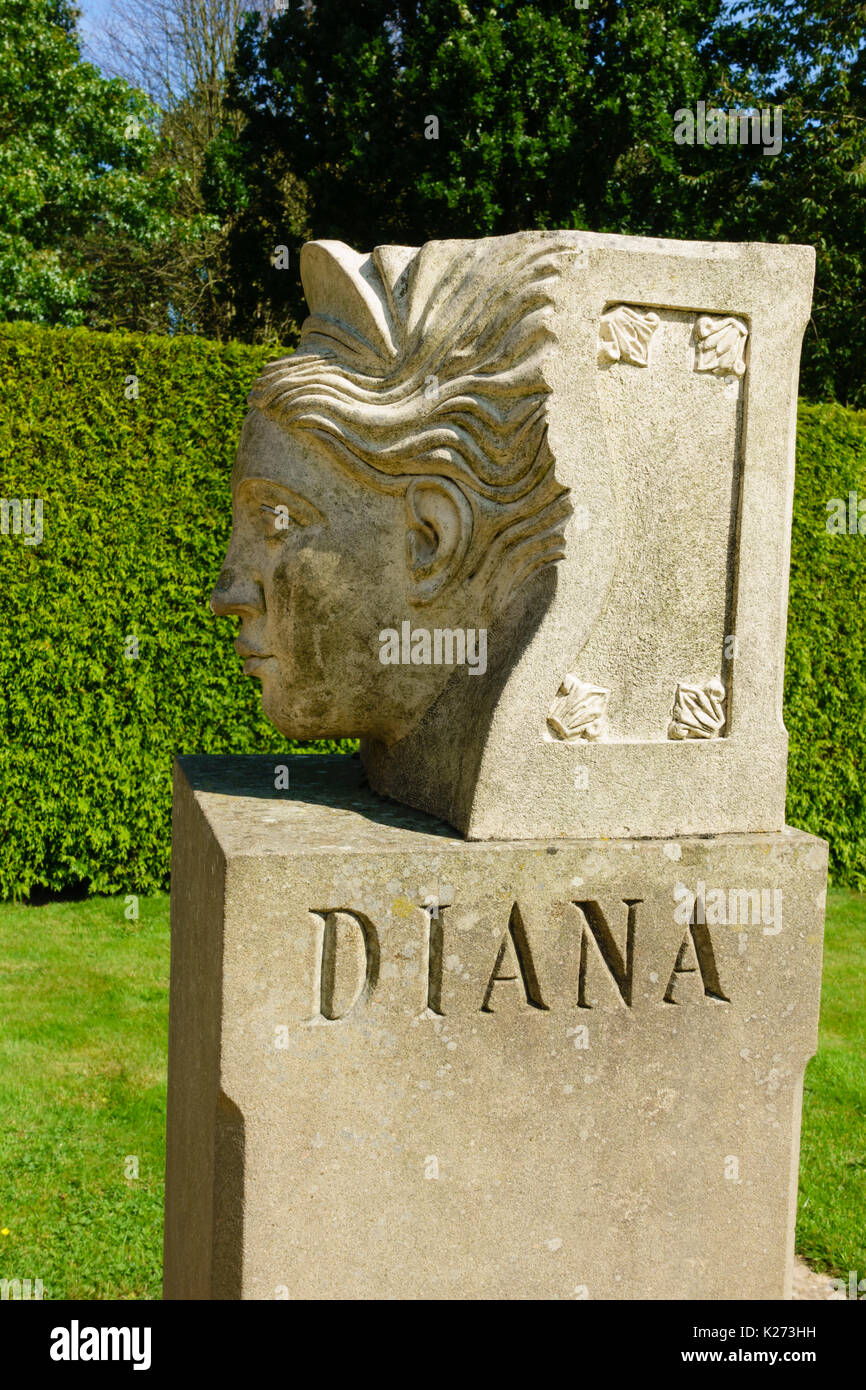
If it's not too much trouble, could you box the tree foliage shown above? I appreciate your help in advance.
[694,1,866,405]
[1,1,864,401]
[92,0,292,338]
[0,0,188,327]
[206,0,865,401]
[207,0,725,337]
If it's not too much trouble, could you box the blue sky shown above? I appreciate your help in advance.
[75,0,116,67]
[76,0,116,22]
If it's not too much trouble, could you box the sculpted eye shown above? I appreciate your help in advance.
[259,502,292,538]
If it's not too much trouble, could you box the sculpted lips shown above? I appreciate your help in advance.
[234,638,277,676]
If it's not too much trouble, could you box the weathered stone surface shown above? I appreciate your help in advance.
[163,756,827,1301]
[173,228,824,1302]
[210,231,814,840]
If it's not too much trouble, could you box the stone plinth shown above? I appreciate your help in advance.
[163,755,827,1301]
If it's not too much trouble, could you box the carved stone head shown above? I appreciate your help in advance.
[212,230,813,841]
[211,234,573,744]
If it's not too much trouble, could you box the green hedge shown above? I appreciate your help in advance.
[0,322,351,898]
[0,323,863,896]
[786,401,866,889]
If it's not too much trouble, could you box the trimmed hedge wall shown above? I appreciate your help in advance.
[786,401,866,888]
[0,322,351,898]
[0,323,863,896]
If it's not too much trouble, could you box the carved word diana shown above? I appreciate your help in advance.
[305,897,731,1024]
[378,621,487,674]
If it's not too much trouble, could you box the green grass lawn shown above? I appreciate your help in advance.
[0,894,169,1299]
[0,887,862,1299]
[797,887,866,1278]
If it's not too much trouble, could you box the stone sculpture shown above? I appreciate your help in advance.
[164,230,826,1302]
[211,230,814,840]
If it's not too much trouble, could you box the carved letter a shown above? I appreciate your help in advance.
[664,921,729,1004]
[481,903,548,1012]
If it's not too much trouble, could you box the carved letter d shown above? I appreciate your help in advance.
[310,909,380,1021]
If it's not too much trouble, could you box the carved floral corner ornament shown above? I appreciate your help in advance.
[694,315,748,377]
[547,675,610,741]
[598,304,660,367]
[668,678,727,740]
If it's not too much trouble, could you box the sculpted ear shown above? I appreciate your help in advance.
[405,478,473,604]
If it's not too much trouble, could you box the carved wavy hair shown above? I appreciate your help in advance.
[249,233,573,609]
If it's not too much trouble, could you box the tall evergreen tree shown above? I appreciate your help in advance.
[206,0,724,339]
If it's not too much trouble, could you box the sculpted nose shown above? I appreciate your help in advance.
[210,566,264,617]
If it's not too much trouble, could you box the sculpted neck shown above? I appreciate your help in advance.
[361,566,564,838]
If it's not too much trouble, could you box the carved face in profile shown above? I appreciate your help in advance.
[211,236,573,744]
